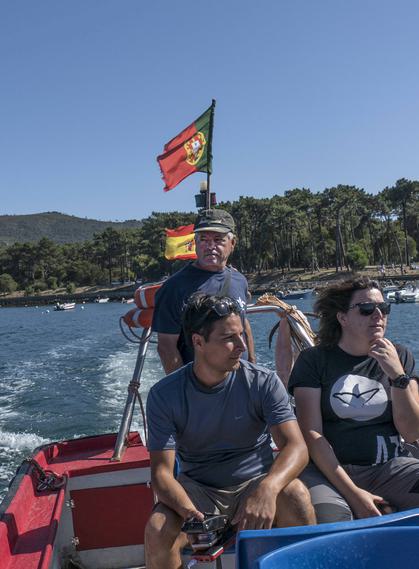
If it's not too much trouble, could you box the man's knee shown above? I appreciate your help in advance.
[145,505,184,551]
[277,479,316,525]
[282,478,312,505]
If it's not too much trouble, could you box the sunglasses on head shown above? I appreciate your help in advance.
[210,297,240,316]
[348,301,391,316]
[193,297,240,330]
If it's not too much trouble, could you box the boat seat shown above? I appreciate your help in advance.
[253,526,419,569]
[236,506,419,569]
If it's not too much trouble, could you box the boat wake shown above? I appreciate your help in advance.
[0,430,50,495]
[97,342,163,434]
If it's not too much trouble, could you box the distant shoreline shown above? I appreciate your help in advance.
[246,267,418,295]
[0,283,135,308]
[1,267,418,308]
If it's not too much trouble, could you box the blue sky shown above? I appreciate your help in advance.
[1,1,419,221]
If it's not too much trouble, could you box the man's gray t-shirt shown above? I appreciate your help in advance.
[146,360,295,488]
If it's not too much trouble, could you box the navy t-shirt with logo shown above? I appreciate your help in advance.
[288,344,415,466]
[152,263,249,363]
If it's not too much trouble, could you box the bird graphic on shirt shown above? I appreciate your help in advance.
[329,374,388,421]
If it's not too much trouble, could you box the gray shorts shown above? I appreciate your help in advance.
[177,472,266,522]
[300,456,419,524]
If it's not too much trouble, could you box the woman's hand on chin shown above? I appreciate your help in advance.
[368,338,405,379]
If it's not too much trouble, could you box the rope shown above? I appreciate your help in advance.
[137,391,148,446]
[127,381,148,447]
[23,457,66,492]
[119,316,153,344]
[256,293,318,350]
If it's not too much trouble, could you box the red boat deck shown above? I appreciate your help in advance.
[0,432,152,569]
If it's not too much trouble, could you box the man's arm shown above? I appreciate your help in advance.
[244,318,256,363]
[234,420,309,530]
[157,333,184,374]
[150,450,204,522]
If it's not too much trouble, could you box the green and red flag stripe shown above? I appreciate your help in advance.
[157,101,215,192]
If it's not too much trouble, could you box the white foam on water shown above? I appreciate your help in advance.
[97,341,163,433]
[46,337,97,359]
[0,429,50,452]
[0,430,51,494]
[0,363,36,393]
[0,363,37,419]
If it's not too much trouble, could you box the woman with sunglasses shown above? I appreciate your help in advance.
[287,276,419,523]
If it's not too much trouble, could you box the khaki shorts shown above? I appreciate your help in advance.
[177,472,266,522]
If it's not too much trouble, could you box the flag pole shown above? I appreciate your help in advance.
[206,99,216,209]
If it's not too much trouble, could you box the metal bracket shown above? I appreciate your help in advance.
[67,498,75,509]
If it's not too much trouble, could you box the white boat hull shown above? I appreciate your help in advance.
[387,288,419,303]
[54,302,76,310]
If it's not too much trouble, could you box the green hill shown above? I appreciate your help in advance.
[0,212,142,245]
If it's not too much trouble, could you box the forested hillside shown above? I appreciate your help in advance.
[0,178,418,297]
[0,212,142,245]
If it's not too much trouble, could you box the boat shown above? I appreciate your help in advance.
[387,285,419,303]
[121,297,134,304]
[0,284,314,569]
[382,284,399,293]
[277,288,314,300]
[94,297,110,303]
[54,302,76,311]
[2,284,419,569]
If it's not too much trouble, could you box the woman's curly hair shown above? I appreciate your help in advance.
[315,276,381,347]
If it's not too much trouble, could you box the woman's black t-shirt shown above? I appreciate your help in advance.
[288,344,415,466]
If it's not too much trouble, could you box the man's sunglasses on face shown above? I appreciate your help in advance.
[348,301,391,316]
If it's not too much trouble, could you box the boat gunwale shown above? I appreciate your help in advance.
[0,431,146,520]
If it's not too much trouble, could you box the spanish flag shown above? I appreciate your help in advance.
[165,224,197,260]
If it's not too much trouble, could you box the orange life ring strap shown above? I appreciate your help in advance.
[134,282,162,309]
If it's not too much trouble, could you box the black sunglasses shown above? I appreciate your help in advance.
[193,297,241,330]
[210,297,240,317]
[348,301,391,316]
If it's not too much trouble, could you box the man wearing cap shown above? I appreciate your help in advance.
[152,208,255,373]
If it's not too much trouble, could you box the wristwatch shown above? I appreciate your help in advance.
[388,374,417,389]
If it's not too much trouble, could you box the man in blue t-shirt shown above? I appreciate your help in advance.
[145,293,316,569]
[152,208,256,373]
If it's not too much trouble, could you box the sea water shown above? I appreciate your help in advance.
[0,298,418,500]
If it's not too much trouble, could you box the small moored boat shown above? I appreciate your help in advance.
[54,302,76,311]
[278,288,314,300]
[387,286,419,303]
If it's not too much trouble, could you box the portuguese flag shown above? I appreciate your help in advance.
[157,101,215,192]
[164,224,197,260]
